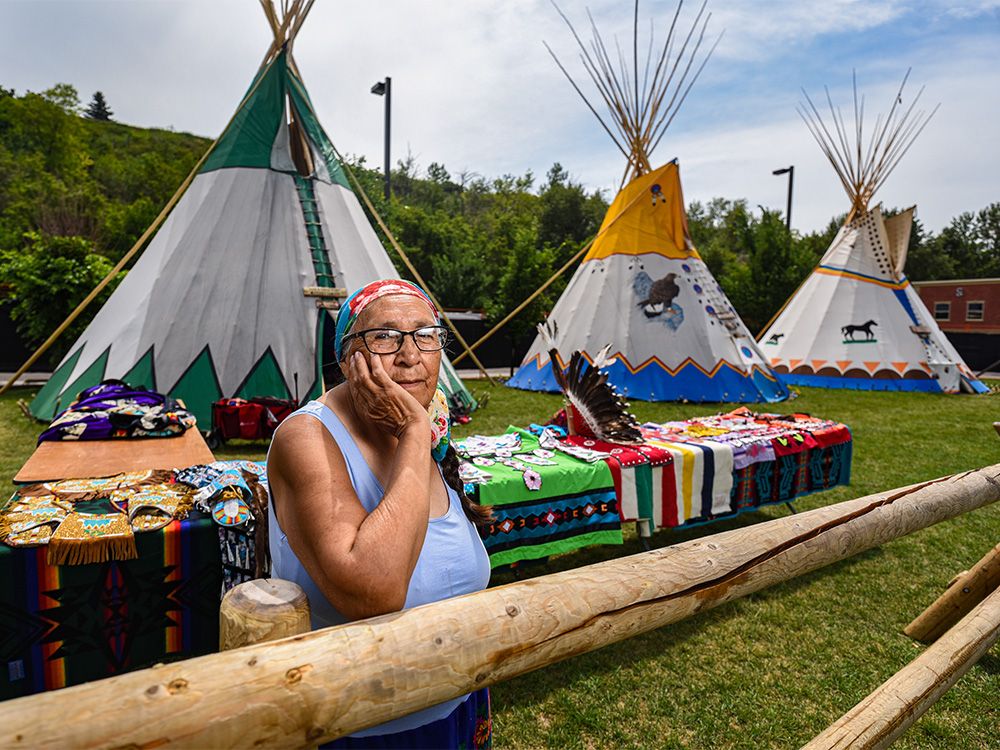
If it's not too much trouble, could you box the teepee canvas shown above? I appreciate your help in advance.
[28,1,477,425]
[508,3,788,403]
[760,74,987,394]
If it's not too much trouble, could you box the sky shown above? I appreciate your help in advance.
[1,0,998,234]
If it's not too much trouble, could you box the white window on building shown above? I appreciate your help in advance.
[966,301,985,322]
[933,301,950,321]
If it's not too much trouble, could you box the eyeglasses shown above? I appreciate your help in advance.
[341,325,450,355]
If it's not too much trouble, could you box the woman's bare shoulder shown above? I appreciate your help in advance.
[268,411,346,480]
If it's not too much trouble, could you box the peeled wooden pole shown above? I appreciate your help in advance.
[803,584,1000,750]
[220,579,312,651]
[1,466,997,748]
[903,543,1000,643]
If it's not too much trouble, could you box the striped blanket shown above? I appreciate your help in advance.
[564,409,851,529]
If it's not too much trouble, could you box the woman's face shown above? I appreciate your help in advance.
[342,295,442,408]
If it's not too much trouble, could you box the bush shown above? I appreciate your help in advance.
[0,231,123,362]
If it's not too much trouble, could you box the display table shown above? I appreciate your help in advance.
[0,410,851,699]
[464,409,852,567]
[0,511,221,700]
[14,429,215,483]
[468,429,622,568]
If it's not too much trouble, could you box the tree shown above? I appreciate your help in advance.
[537,162,607,268]
[426,162,450,184]
[41,83,80,115]
[0,232,123,362]
[85,91,113,121]
[930,203,1000,279]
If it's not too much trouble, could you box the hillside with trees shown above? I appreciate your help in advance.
[1,82,997,367]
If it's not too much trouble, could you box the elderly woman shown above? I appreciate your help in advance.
[267,279,492,749]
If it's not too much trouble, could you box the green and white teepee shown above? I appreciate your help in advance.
[29,1,476,425]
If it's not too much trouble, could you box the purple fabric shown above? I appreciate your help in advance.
[38,380,196,443]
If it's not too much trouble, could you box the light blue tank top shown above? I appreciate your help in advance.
[267,400,491,737]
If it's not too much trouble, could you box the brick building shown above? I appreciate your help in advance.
[913,278,1000,372]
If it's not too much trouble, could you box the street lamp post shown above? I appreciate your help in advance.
[772,165,794,232]
[370,77,391,201]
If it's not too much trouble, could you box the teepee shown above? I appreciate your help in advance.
[508,1,788,403]
[25,0,479,425]
[760,73,987,394]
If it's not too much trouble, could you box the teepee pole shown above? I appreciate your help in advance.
[450,186,649,366]
[334,154,497,385]
[756,268,813,341]
[0,55,285,400]
[451,239,591,368]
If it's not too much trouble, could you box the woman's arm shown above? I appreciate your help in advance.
[268,353,432,620]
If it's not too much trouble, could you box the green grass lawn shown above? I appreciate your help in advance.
[2,383,998,748]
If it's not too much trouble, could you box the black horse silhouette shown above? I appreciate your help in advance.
[766,333,784,344]
[842,320,878,340]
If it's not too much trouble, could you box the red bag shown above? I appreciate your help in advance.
[212,398,264,440]
[250,397,297,438]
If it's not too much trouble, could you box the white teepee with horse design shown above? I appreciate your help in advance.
[760,73,986,394]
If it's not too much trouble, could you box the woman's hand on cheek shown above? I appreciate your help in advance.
[349,351,426,438]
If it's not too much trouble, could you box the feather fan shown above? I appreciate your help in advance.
[538,322,642,444]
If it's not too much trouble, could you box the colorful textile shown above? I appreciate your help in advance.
[323,688,491,749]
[0,511,221,700]
[467,428,621,567]
[334,279,438,360]
[428,388,451,463]
[637,428,735,524]
[47,513,138,567]
[561,436,674,530]
[729,440,853,515]
[5,476,195,566]
[38,380,196,443]
[637,409,852,527]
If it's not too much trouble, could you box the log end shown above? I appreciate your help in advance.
[220,578,311,651]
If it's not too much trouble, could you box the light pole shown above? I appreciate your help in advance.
[772,165,794,232]
[370,77,391,201]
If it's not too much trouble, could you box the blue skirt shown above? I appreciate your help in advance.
[324,688,491,749]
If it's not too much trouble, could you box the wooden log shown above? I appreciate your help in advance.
[0,465,997,749]
[903,543,1000,643]
[802,583,1000,750]
[220,579,311,651]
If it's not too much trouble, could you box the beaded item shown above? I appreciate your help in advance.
[212,489,252,527]
[48,512,138,566]
[127,486,192,533]
[428,388,451,463]
[19,470,171,501]
[1,497,69,546]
